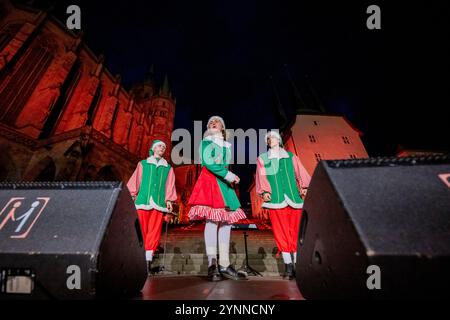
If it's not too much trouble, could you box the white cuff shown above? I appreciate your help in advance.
[224,171,236,183]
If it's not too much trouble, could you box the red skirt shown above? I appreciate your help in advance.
[188,167,226,208]
[188,167,246,224]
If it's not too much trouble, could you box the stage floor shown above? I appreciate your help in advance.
[136,275,304,300]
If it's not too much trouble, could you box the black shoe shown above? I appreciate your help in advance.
[284,263,295,280]
[219,265,248,281]
[207,264,222,282]
[147,261,152,275]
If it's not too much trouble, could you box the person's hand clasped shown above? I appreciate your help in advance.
[301,189,307,198]
[263,192,271,202]
[166,201,173,212]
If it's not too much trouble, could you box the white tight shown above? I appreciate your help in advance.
[282,252,298,264]
[204,220,232,267]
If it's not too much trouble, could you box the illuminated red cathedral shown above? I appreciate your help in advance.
[0,1,375,226]
[0,2,175,184]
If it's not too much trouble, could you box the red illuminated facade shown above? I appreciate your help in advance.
[173,164,201,224]
[0,3,175,185]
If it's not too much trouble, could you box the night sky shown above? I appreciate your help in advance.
[12,0,450,204]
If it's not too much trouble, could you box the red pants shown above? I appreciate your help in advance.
[137,209,164,252]
[269,207,302,253]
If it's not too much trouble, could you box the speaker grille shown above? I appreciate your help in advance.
[327,155,450,168]
[0,181,122,189]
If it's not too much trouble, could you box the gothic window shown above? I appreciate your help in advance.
[308,134,317,143]
[110,103,120,137]
[125,117,133,142]
[349,154,357,159]
[0,36,56,124]
[57,61,81,111]
[0,23,21,52]
[160,110,166,117]
[86,84,102,125]
[342,136,351,144]
[40,60,81,138]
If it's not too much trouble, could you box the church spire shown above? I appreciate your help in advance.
[284,64,308,112]
[144,65,155,84]
[305,74,326,113]
[284,65,325,114]
[160,74,170,96]
[269,75,288,129]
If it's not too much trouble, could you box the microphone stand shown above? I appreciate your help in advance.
[154,211,179,275]
[238,232,263,277]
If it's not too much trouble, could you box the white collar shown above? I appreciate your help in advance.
[204,134,231,148]
[267,148,289,159]
[146,155,168,167]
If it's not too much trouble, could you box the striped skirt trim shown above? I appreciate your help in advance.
[188,205,246,224]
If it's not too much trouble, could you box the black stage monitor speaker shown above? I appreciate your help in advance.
[0,181,147,299]
[297,156,450,299]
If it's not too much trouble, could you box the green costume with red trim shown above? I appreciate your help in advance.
[188,134,246,223]
[134,157,171,212]
[259,150,304,209]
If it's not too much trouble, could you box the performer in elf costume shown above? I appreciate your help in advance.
[188,116,248,281]
[255,130,311,280]
[127,139,177,274]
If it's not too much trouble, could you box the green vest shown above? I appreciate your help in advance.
[135,158,171,212]
[201,138,241,211]
[259,151,303,209]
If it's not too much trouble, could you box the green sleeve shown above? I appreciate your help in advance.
[200,140,229,179]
